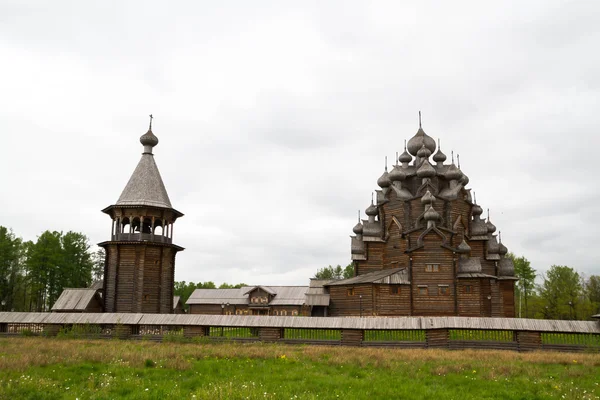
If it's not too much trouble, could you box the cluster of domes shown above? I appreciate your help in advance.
[351,116,515,279]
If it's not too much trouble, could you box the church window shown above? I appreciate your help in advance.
[438,285,449,295]
[273,310,278,316]
[292,310,298,316]
[465,285,472,294]
[347,288,355,296]
[236,309,242,315]
[418,286,428,295]
[281,310,288,316]
[391,285,401,295]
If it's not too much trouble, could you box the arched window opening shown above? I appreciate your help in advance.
[132,218,141,233]
[142,218,152,234]
[154,220,163,236]
[121,218,131,234]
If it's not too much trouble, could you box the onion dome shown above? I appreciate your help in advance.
[353,221,364,235]
[445,163,462,181]
[487,235,500,254]
[498,241,508,256]
[140,128,159,154]
[433,139,446,163]
[416,159,436,179]
[365,202,378,217]
[377,169,391,188]
[456,239,471,254]
[424,206,440,222]
[421,190,435,205]
[472,204,483,217]
[407,127,436,156]
[398,149,412,164]
[417,144,432,159]
[486,220,496,234]
[461,173,469,186]
[388,165,406,181]
[498,257,515,276]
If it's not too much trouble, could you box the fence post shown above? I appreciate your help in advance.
[183,325,209,338]
[114,324,133,339]
[516,331,541,352]
[426,329,449,349]
[259,327,283,342]
[43,324,61,337]
[341,329,364,346]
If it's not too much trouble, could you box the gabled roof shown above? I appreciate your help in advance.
[115,153,173,209]
[186,286,309,306]
[325,268,409,286]
[244,286,276,296]
[173,296,182,310]
[90,280,103,290]
[52,289,101,312]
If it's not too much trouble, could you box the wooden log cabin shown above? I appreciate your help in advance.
[97,118,184,313]
[187,286,313,316]
[327,116,518,317]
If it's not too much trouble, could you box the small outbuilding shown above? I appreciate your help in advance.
[51,289,103,313]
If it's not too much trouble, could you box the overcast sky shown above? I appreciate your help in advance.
[1,1,599,286]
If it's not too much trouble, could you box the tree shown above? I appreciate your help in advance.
[314,263,354,280]
[585,275,600,315]
[24,231,62,311]
[508,253,536,318]
[218,282,247,289]
[91,247,105,281]
[539,265,582,320]
[60,231,94,289]
[0,226,23,311]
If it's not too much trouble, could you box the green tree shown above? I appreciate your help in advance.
[24,231,62,311]
[314,263,354,280]
[584,275,600,315]
[539,265,582,320]
[218,282,246,289]
[0,227,23,311]
[60,231,94,289]
[90,247,105,282]
[508,253,536,318]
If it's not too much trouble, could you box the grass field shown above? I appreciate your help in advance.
[0,337,599,399]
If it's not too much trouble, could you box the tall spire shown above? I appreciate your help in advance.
[149,114,153,130]
[115,118,172,209]
[418,110,422,128]
[385,156,387,171]
[457,154,461,169]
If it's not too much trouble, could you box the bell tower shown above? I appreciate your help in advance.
[99,117,184,313]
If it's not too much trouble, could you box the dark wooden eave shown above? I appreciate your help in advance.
[97,240,185,252]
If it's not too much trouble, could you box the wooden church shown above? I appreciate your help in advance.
[97,118,184,313]
[325,116,518,317]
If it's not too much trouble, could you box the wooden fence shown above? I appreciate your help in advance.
[1,312,599,353]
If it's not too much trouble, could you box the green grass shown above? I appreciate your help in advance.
[1,337,599,399]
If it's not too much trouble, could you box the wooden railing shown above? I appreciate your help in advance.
[1,312,599,352]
